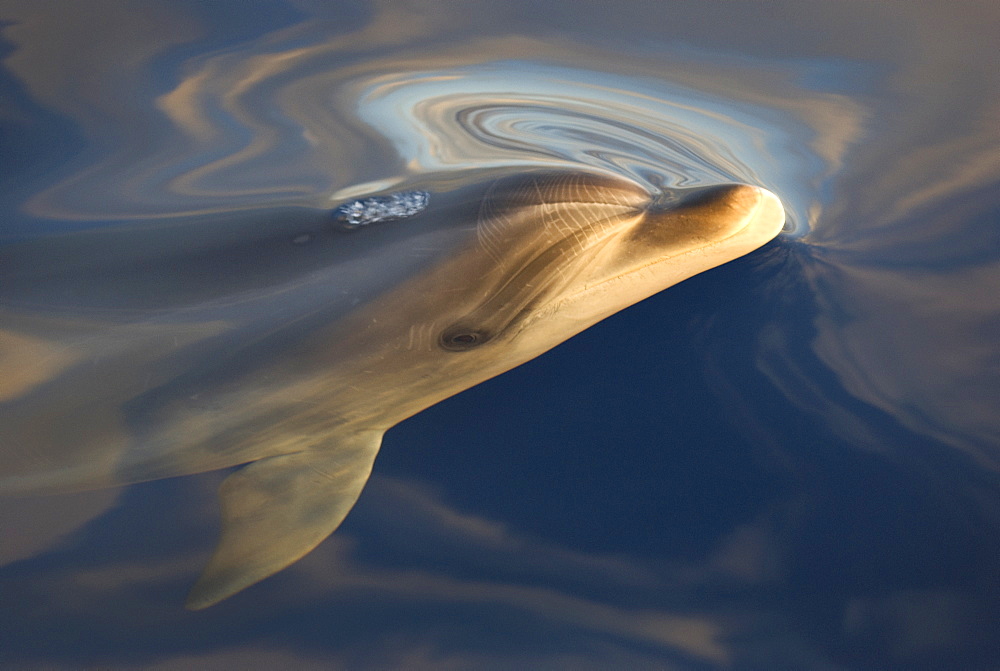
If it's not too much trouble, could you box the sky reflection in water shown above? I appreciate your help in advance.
[1,1,998,668]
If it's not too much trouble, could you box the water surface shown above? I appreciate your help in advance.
[1,1,998,669]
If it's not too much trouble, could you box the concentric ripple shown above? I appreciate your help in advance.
[349,63,815,231]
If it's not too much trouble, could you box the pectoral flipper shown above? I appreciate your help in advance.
[185,431,383,610]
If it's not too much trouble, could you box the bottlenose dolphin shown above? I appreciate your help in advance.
[0,171,784,608]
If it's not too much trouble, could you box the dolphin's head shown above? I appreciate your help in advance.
[433,172,785,360]
[293,170,785,427]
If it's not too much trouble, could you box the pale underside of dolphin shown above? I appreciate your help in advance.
[0,171,784,609]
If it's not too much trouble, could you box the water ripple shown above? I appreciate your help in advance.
[352,63,817,231]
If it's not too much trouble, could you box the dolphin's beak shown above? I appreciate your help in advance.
[651,183,784,239]
[626,182,785,259]
[721,184,786,244]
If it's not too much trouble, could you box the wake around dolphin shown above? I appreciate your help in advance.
[0,171,784,608]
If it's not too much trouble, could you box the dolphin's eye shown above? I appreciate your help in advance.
[440,328,490,351]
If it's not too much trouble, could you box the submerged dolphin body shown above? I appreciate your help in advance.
[0,171,784,608]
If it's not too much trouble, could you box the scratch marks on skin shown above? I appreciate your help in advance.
[465,173,662,350]
[476,183,503,261]
[308,463,337,482]
[405,324,429,351]
[475,205,508,267]
[403,322,437,351]
[531,177,548,214]
[474,174,653,305]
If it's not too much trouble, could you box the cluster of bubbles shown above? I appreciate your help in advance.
[333,190,430,228]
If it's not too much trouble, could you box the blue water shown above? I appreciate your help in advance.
[1,2,998,668]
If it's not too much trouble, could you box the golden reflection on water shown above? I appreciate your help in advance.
[0,329,80,402]
[808,262,1000,470]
